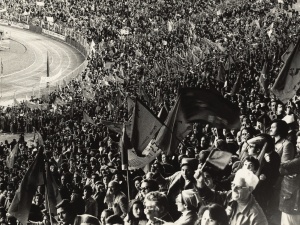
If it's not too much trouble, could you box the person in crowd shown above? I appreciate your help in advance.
[70,188,85,216]
[156,158,198,220]
[278,131,300,225]
[143,191,173,225]
[195,168,268,225]
[73,214,100,225]
[83,185,98,218]
[173,190,198,225]
[135,179,159,202]
[198,203,229,225]
[105,215,124,225]
[124,200,147,225]
[56,199,76,225]
[93,181,107,216]
[105,181,128,219]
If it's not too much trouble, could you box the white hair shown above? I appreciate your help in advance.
[235,168,259,190]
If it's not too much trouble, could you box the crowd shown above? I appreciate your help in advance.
[1,0,300,225]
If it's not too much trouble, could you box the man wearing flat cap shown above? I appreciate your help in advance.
[156,157,198,220]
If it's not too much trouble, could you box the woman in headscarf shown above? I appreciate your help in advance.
[174,190,199,225]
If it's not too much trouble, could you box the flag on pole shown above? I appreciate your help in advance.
[206,149,232,170]
[107,101,115,112]
[155,95,192,155]
[178,88,241,129]
[45,163,62,216]
[6,143,18,169]
[83,112,96,125]
[131,99,164,155]
[8,147,45,225]
[120,124,132,170]
[35,131,44,146]
[271,38,300,103]
[100,120,123,134]
[231,74,242,96]
[216,63,226,82]
[259,61,268,94]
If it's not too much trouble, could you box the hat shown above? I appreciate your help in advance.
[74,214,100,225]
[180,189,199,209]
[180,158,198,171]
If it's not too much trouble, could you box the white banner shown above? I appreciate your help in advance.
[128,140,162,170]
[36,2,45,6]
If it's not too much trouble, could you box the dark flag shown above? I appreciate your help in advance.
[259,61,269,95]
[231,74,242,95]
[8,147,45,225]
[271,38,300,103]
[216,63,226,82]
[179,88,241,129]
[155,95,192,155]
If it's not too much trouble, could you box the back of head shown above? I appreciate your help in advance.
[74,214,100,225]
[106,214,124,225]
[144,191,169,213]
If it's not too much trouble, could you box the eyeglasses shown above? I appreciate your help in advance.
[231,182,248,191]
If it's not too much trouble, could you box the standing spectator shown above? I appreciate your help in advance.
[83,185,98,218]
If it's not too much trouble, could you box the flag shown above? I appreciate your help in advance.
[155,95,192,155]
[8,147,44,225]
[224,55,234,71]
[179,88,241,129]
[271,38,300,103]
[45,163,62,216]
[6,143,18,169]
[131,99,164,155]
[281,43,295,62]
[206,149,232,170]
[14,97,20,106]
[139,86,150,103]
[100,120,123,134]
[35,131,44,146]
[120,124,132,170]
[46,52,49,77]
[259,62,268,94]
[127,97,135,116]
[83,112,96,125]
[157,105,168,122]
[107,101,115,112]
[216,63,226,82]
[231,74,242,95]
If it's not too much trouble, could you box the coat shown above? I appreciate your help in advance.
[275,138,295,163]
[174,210,198,225]
[279,154,300,215]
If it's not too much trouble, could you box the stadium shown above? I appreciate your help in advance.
[1,1,300,225]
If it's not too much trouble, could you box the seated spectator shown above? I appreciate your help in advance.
[198,203,229,225]
[124,200,147,225]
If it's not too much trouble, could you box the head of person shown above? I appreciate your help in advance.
[94,181,105,193]
[56,199,75,224]
[83,185,93,199]
[247,133,274,158]
[133,176,142,191]
[200,203,229,225]
[175,190,198,213]
[144,191,169,221]
[74,214,100,225]
[107,181,120,195]
[180,158,198,181]
[127,200,147,221]
[231,169,259,202]
[105,215,124,225]
[242,156,260,173]
[269,119,288,138]
[100,209,114,225]
[140,179,159,198]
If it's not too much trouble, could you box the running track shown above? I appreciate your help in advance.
[0,25,85,106]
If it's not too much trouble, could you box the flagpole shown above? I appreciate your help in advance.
[44,162,54,225]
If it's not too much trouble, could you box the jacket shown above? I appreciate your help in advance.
[197,186,268,225]
[174,210,198,225]
[279,154,300,215]
[275,138,295,163]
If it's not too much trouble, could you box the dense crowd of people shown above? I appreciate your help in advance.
[1,0,300,225]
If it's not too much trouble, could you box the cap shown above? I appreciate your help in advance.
[180,158,198,171]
